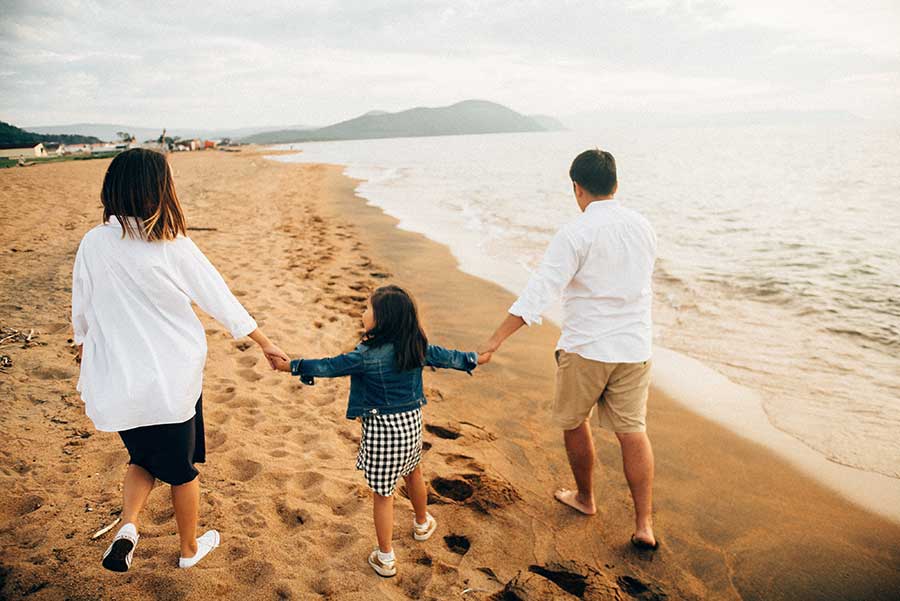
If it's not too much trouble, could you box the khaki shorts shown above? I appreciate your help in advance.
[553,350,651,432]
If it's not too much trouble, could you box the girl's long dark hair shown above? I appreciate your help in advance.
[363,285,428,371]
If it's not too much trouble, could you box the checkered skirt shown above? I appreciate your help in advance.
[356,407,423,496]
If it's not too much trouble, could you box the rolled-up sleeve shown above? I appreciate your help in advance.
[508,228,580,326]
[71,242,90,345]
[172,238,258,339]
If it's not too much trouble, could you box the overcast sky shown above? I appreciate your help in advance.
[1,0,897,129]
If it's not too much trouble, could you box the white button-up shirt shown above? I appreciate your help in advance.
[72,218,257,431]
[509,199,657,363]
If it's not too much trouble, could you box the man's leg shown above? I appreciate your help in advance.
[554,420,598,515]
[616,431,655,545]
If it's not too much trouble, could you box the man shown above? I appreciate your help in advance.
[479,149,658,549]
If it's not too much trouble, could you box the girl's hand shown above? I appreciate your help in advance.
[271,355,292,372]
[477,351,492,365]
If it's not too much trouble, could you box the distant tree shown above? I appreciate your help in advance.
[0,121,101,146]
[116,131,134,143]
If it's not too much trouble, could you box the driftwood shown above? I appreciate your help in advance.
[0,327,39,348]
[90,517,121,540]
[186,226,218,232]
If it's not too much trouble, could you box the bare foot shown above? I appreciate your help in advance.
[631,527,658,550]
[553,489,596,515]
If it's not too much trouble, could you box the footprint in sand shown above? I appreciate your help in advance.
[207,429,227,450]
[425,423,462,440]
[234,558,275,585]
[429,473,520,514]
[275,499,310,528]
[444,534,471,556]
[237,355,258,368]
[229,457,262,482]
[237,368,262,383]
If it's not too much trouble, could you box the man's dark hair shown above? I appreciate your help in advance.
[569,149,617,196]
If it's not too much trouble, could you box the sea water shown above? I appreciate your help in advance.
[270,124,900,482]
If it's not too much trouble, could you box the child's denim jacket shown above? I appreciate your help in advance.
[290,342,477,419]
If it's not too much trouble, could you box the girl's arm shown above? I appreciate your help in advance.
[273,350,365,380]
[425,345,479,373]
[291,351,365,378]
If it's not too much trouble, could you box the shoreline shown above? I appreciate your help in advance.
[268,151,900,525]
[1,149,898,600]
[316,159,900,599]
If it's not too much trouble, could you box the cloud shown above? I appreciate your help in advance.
[0,0,897,128]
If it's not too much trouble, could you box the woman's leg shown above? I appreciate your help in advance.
[372,492,394,553]
[171,477,200,558]
[403,466,428,524]
[121,464,155,527]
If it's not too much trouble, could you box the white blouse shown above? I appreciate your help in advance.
[509,200,657,363]
[72,218,257,431]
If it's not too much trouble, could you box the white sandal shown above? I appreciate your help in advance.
[413,513,437,541]
[102,523,139,573]
[178,530,220,569]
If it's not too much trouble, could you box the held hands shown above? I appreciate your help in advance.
[476,337,501,365]
[271,354,292,372]
[261,344,290,370]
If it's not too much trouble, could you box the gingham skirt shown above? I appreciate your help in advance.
[356,407,423,496]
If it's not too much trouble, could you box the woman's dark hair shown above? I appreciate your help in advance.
[364,285,428,371]
[569,148,617,196]
[101,148,187,241]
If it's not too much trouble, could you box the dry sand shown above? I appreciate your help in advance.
[1,150,898,600]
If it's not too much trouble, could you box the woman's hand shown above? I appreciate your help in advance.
[270,354,293,372]
[262,344,290,370]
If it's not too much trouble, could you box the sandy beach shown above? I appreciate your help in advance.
[1,150,899,600]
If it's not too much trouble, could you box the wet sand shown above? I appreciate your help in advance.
[0,150,898,600]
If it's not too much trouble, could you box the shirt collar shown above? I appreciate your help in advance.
[584,199,620,213]
[106,215,144,228]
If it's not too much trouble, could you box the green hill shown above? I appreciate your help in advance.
[242,100,558,144]
[0,121,101,146]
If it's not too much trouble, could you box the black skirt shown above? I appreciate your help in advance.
[118,395,205,485]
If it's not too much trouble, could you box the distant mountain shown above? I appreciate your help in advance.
[242,100,558,144]
[0,121,100,146]
[528,114,567,130]
[24,123,312,143]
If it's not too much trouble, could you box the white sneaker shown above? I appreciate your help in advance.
[368,549,397,577]
[413,513,437,541]
[102,523,139,573]
[178,530,220,569]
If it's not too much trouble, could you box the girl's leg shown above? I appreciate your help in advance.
[171,477,200,558]
[403,466,428,524]
[372,492,394,553]
[121,464,155,527]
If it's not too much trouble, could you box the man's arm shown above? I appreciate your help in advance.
[479,314,526,355]
[479,228,580,356]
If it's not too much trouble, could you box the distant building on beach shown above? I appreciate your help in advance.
[0,142,47,159]
[58,143,91,155]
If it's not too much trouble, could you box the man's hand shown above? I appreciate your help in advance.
[477,351,493,365]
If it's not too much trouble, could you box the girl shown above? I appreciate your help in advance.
[273,285,488,577]
[72,148,287,572]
